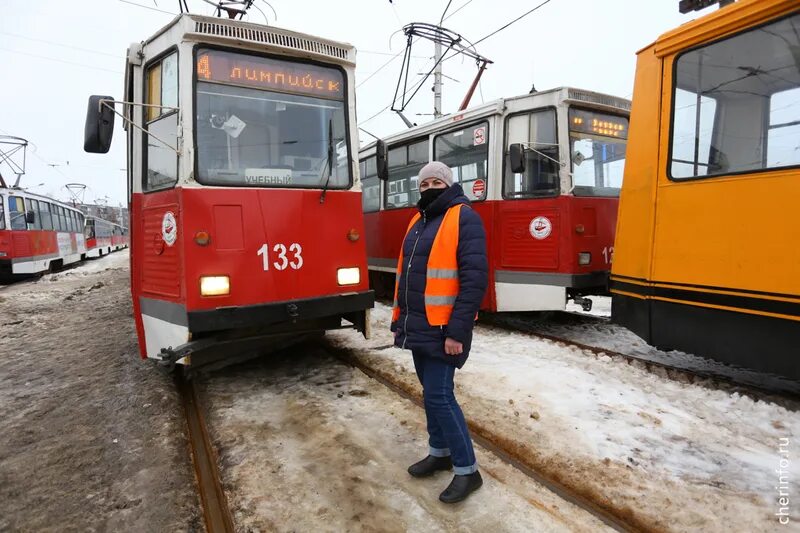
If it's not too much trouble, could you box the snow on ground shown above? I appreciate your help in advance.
[505,308,800,395]
[329,303,800,533]
[200,349,612,533]
[0,252,200,531]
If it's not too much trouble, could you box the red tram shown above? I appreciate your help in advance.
[84,217,128,257]
[361,88,630,312]
[84,13,373,368]
[0,187,86,278]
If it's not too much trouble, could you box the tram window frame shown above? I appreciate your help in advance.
[385,138,429,210]
[9,196,26,230]
[0,195,4,230]
[28,200,42,230]
[143,47,180,193]
[668,11,800,181]
[433,119,490,203]
[360,156,381,213]
[39,201,53,230]
[502,107,561,199]
[191,44,355,191]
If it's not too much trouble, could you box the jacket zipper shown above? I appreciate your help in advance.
[402,212,425,349]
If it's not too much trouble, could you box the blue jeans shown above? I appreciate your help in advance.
[412,350,478,475]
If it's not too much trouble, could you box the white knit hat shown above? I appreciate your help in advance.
[418,161,454,187]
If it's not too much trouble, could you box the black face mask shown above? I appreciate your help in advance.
[417,187,447,210]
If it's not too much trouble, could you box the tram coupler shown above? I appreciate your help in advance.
[572,295,593,312]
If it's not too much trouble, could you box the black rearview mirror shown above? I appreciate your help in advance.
[84,95,116,154]
[25,211,35,225]
[376,139,389,181]
[509,143,526,174]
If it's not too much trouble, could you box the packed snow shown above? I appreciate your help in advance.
[329,303,800,532]
[200,349,612,532]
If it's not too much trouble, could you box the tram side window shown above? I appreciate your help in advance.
[670,12,800,179]
[9,196,26,230]
[68,211,77,233]
[56,206,65,231]
[39,201,53,230]
[434,121,489,202]
[145,52,179,192]
[360,157,381,212]
[0,196,4,230]
[504,110,559,198]
[386,139,428,209]
[28,200,42,230]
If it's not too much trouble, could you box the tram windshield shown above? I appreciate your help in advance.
[195,49,350,189]
[568,108,628,196]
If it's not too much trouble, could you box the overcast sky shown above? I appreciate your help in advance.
[0,0,702,205]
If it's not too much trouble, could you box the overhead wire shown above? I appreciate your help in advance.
[0,46,123,74]
[0,32,122,59]
[118,0,176,15]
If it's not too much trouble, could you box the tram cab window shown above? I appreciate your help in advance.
[670,12,800,179]
[195,49,350,190]
[503,110,559,198]
[569,108,628,196]
[360,156,380,212]
[434,121,489,202]
[85,219,95,239]
[145,52,179,192]
[8,196,26,230]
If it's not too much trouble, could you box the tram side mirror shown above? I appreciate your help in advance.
[376,139,389,181]
[25,211,35,225]
[509,143,526,173]
[84,95,116,154]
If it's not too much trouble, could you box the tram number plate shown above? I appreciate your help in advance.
[602,246,614,265]
[257,242,303,271]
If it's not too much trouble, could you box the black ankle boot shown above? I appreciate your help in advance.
[407,455,453,478]
[439,471,483,503]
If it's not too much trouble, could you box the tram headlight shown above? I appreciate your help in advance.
[200,275,230,296]
[578,252,591,266]
[337,267,360,286]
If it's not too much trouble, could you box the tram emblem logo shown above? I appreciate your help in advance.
[530,216,552,240]
[162,211,177,247]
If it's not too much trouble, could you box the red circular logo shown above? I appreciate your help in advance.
[472,179,486,197]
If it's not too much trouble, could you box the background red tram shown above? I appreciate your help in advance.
[360,87,630,312]
[83,217,128,258]
[84,13,373,368]
[0,187,86,279]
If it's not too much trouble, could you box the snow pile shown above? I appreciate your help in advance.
[328,303,799,532]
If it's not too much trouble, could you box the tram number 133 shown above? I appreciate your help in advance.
[257,243,304,271]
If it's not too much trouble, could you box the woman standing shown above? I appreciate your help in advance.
[391,161,488,504]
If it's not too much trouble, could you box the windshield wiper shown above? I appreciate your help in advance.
[319,118,335,204]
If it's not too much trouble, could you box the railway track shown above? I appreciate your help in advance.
[176,375,235,533]
[327,343,647,533]
[481,311,800,408]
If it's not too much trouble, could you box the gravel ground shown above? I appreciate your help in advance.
[0,252,201,532]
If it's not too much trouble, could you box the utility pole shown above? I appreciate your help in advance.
[433,39,443,118]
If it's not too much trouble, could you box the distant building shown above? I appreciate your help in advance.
[78,203,129,228]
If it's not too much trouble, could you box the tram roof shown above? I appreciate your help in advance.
[0,187,83,212]
[646,0,794,57]
[360,86,631,152]
[138,13,356,65]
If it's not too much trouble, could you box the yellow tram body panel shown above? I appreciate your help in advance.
[611,0,800,379]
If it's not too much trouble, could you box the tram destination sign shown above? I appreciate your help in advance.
[197,49,344,99]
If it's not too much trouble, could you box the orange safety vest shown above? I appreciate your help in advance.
[392,204,464,326]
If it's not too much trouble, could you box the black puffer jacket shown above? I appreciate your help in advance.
[390,183,488,368]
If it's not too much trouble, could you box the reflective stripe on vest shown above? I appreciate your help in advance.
[392,204,464,326]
